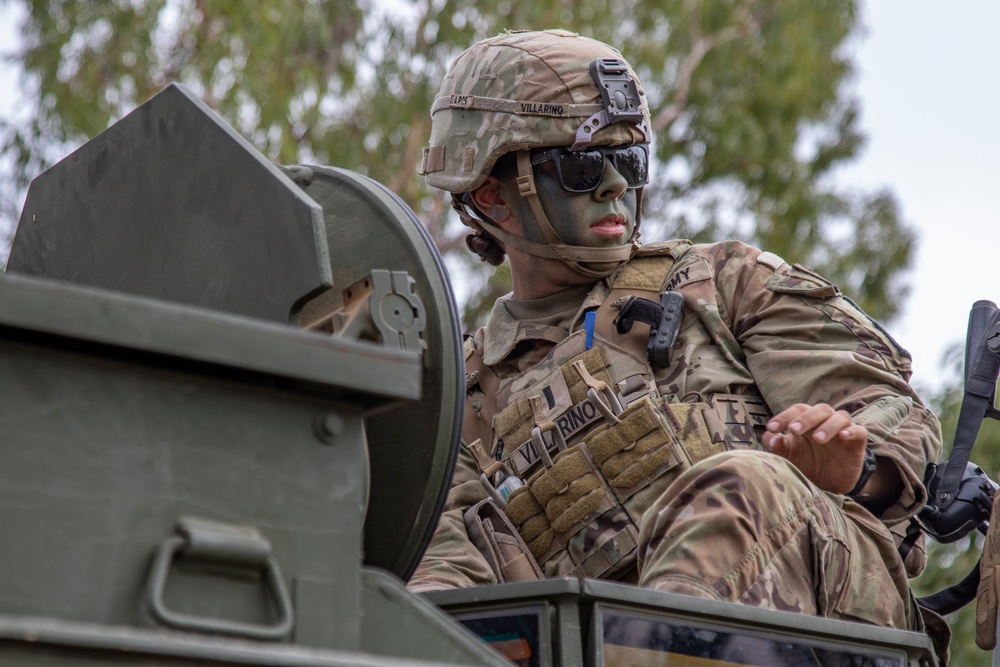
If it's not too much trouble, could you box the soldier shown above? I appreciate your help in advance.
[409,29,943,639]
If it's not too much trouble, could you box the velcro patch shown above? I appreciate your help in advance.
[420,146,445,174]
[587,397,682,489]
[765,263,840,298]
[612,255,676,291]
[530,448,606,534]
[533,370,573,422]
[756,251,786,271]
[503,487,553,560]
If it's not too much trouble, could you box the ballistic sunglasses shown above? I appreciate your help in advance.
[529,144,649,193]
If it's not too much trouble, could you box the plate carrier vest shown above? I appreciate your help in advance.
[462,243,773,580]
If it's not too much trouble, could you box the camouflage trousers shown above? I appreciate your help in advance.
[637,449,917,630]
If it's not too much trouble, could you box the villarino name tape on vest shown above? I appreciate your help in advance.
[508,397,603,476]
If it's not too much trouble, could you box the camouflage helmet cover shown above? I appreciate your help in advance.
[420,29,652,194]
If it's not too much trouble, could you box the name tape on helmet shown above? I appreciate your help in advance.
[432,95,602,118]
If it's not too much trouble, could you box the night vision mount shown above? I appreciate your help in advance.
[572,58,652,151]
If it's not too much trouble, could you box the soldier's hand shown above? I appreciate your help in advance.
[976,486,1000,649]
[762,403,868,495]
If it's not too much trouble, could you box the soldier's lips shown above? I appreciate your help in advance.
[591,216,626,237]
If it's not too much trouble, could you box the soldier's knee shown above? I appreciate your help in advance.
[682,449,815,503]
[639,450,822,569]
[639,449,819,547]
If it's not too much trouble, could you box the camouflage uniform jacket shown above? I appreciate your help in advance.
[408,239,943,591]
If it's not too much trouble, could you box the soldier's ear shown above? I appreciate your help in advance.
[471,176,512,224]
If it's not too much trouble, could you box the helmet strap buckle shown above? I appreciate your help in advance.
[516,173,536,197]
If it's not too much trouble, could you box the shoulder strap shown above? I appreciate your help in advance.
[463,344,502,448]
[592,242,691,360]
[614,240,692,289]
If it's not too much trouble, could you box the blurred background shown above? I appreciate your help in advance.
[1,0,997,662]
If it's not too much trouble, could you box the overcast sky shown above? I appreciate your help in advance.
[839,1,1000,397]
[1,1,997,399]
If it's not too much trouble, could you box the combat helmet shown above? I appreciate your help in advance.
[419,29,652,279]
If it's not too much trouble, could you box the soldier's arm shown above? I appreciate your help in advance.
[709,241,943,523]
[762,402,905,515]
[407,443,496,592]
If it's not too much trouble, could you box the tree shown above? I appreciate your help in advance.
[2,0,910,325]
[1,1,995,663]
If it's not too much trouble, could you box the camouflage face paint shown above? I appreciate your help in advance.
[503,157,637,248]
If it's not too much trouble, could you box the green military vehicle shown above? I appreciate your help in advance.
[0,83,982,666]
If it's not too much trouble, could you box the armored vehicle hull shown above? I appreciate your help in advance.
[0,84,940,666]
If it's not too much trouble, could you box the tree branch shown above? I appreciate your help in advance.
[652,3,766,134]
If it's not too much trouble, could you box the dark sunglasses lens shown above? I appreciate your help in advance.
[556,146,648,192]
[613,146,647,187]
[557,151,606,192]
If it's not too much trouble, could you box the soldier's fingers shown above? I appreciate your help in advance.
[785,404,836,437]
[766,403,811,433]
[808,410,855,444]
[831,423,868,448]
[762,431,792,456]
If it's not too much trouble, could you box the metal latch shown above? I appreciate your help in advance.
[321,269,427,352]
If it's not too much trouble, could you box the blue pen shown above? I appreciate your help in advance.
[584,311,596,349]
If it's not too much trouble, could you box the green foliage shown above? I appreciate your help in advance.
[2,0,912,327]
[634,1,911,322]
[1,2,995,662]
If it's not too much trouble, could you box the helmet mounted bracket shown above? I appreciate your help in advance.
[572,58,651,151]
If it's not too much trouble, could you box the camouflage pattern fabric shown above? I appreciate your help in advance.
[638,449,914,629]
[409,240,942,634]
[976,482,1000,649]
[420,29,649,195]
